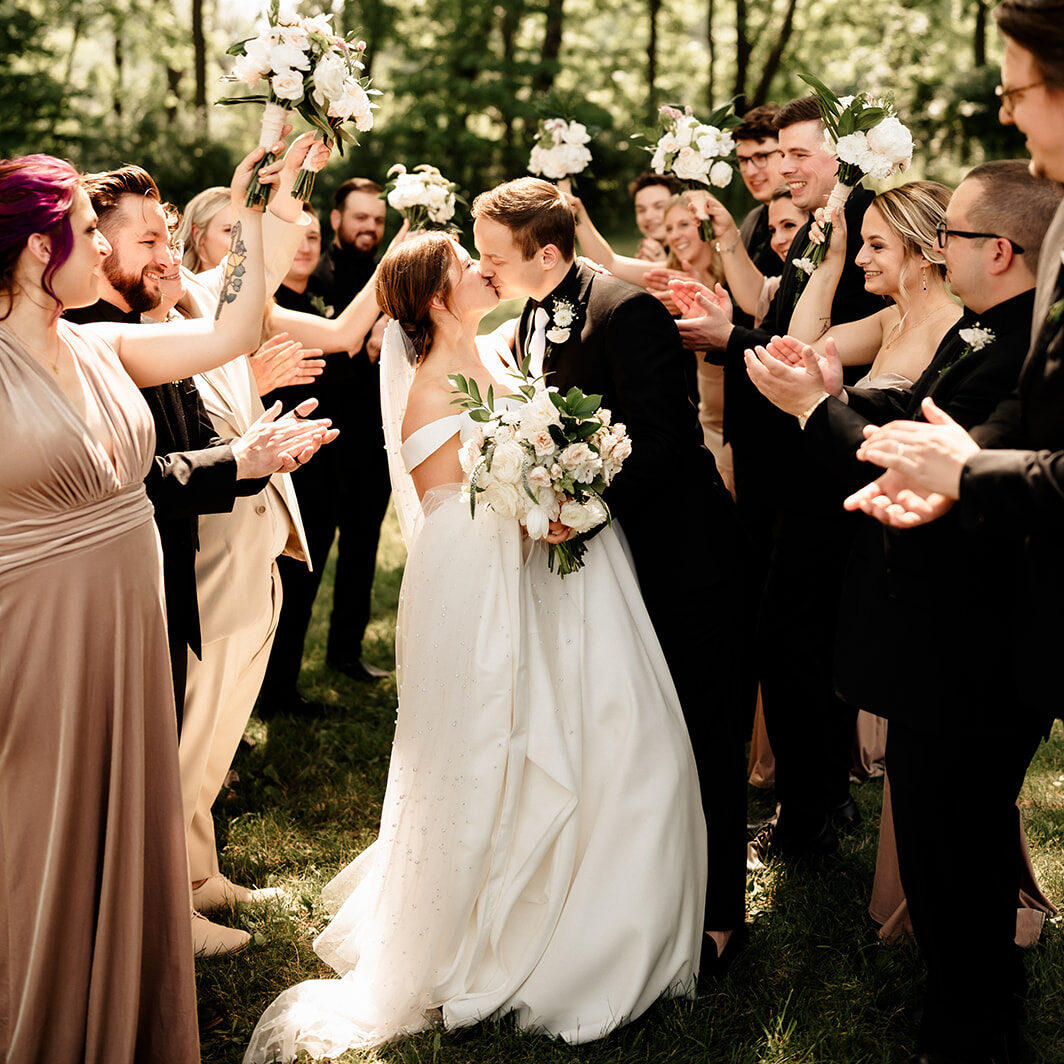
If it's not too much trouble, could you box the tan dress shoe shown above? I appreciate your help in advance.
[191,911,251,957]
[192,873,282,914]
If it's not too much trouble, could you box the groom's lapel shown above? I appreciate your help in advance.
[541,262,589,376]
[515,298,535,363]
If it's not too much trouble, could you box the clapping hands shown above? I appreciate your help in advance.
[743,334,844,416]
[670,280,734,351]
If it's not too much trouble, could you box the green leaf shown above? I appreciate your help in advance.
[486,384,494,409]
[468,377,482,404]
[548,424,568,448]
[469,409,491,422]
[548,391,566,411]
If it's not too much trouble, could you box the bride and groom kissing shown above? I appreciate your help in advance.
[244,178,749,1062]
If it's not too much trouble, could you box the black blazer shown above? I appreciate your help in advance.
[804,291,1039,733]
[516,261,735,574]
[956,261,1064,728]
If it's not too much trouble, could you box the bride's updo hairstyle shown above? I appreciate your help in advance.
[869,180,951,299]
[376,231,458,364]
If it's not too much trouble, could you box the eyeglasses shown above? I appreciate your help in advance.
[736,149,782,171]
[994,80,1044,116]
[935,223,1025,255]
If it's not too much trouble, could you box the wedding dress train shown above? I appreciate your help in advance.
[244,408,707,1062]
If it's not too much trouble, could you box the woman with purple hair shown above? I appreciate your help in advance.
[0,147,281,1063]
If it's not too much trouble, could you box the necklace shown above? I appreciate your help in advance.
[881,302,955,351]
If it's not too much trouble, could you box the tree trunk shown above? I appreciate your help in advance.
[973,0,987,66]
[647,0,661,119]
[113,18,123,119]
[706,0,715,111]
[733,0,750,112]
[749,0,800,107]
[533,0,565,94]
[192,0,207,116]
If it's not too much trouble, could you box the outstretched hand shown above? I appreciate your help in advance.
[844,467,955,528]
[233,396,338,478]
[856,397,979,497]
[249,332,326,394]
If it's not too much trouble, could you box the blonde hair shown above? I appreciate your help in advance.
[176,186,230,272]
[870,181,951,302]
[663,194,724,288]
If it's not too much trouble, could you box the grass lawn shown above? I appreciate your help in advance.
[197,507,1064,1064]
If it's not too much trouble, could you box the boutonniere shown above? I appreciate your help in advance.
[545,297,577,344]
[308,293,335,319]
[940,324,995,375]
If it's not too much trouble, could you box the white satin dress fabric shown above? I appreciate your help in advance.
[244,408,707,1062]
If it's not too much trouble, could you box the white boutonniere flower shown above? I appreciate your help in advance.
[957,326,995,351]
[546,297,577,344]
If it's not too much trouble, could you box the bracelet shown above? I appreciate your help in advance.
[714,232,741,255]
[797,393,830,430]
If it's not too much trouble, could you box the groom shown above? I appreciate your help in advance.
[472,178,748,971]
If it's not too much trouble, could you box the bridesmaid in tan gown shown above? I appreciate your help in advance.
[0,148,294,1063]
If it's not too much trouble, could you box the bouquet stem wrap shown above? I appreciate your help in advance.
[246,102,289,209]
[292,134,331,203]
[792,178,853,306]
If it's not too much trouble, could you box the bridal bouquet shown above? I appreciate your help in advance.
[220,0,378,207]
[449,366,631,576]
[527,118,593,184]
[385,164,460,230]
[791,74,914,301]
[648,104,738,240]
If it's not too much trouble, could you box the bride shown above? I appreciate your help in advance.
[244,231,707,1062]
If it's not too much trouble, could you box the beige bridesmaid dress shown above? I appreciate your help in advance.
[0,321,198,1063]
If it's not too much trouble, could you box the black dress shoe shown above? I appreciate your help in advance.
[697,924,749,989]
[256,693,329,720]
[768,816,839,863]
[829,795,863,834]
[327,656,391,682]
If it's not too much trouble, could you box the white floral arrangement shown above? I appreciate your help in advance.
[545,297,576,344]
[384,164,460,230]
[220,0,379,206]
[527,118,593,182]
[941,324,995,375]
[647,103,738,239]
[449,368,631,576]
[791,73,914,301]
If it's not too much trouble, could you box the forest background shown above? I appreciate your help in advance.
[1,0,1029,234]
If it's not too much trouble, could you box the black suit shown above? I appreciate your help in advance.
[65,299,267,722]
[259,245,390,703]
[715,189,883,847]
[518,261,747,931]
[806,289,1043,1061]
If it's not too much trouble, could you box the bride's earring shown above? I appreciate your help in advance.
[922,269,927,292]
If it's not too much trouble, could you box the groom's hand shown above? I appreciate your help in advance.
[545,520,575,543]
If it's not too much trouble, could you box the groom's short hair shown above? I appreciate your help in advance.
[471,178,576,261]
[774,96,822,131]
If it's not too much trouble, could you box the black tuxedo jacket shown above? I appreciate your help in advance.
[956,257,1064,728]
[802,291,1038,733]
[516,261,734,574]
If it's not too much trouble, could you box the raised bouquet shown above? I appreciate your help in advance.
[449,364,631,576]
[791,74,914,301]
[527,118,593,184]
[648,104,738,240]
[385,164,461,230]
[220,0,378,207]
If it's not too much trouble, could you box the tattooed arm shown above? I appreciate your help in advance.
[86,147,272,388]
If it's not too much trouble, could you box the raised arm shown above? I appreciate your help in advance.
[568,194,666,288]
[685,191,766,317]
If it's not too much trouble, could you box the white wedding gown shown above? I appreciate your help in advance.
[244,399,707,1062]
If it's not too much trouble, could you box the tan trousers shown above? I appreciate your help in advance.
[180,563,282,881]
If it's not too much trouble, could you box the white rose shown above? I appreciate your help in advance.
[300,13,334,36]
[481,480,521,517]
[490,439,524,484]
[562,121,590,145]
[518,390,561,434]
[549,463,563,479]
[328,80,373,128]
[559,497,607,533]
[244,34,272,69]
[672,146,711,183]
[610,435,632,463]
[597,407,611,427]
[674,120,694,148]
[658,133,681,155]
[269,41,311,72]
[528,464,553,486]
[559,143,591,175]
[524,505,551,540]
[270,68,305,101]
[311,52,347,107]
[429,198,455,223]
[545,326,570,344]
[233,53,267,86]
[650,147,667,174]
[834,131,869,167]
[528,430,556,457]
[276,22,310,50]
[459,439,482,477]
[709,160,733,188]
[528,145,547,175]
[560,442,593,470]
[865,116,914,167]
